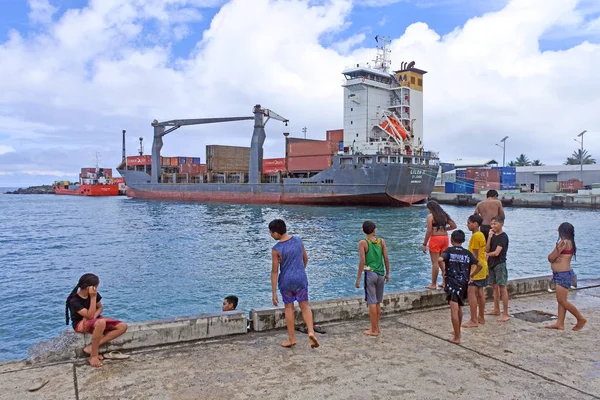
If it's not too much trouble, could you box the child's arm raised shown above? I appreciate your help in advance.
[548,240,567,263]
[382,239,390,283]
[355,240,367,288]
[77,287,98,320]
[271,249,280,307]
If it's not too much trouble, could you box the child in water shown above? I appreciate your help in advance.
[269,219,320,349]
[66,273,128,367]
[545,223,587,331]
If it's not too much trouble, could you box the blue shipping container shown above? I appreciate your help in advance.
[453,179,475,194]
[440,163,455,173]
[178,157,187,165]
[445,182,455,193]
[456,169,467,179]
[501,183,517,190]
[192,157,201,165]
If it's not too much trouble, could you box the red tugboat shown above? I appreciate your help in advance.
[54,167,120,196]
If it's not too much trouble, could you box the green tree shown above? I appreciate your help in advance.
[531,159,544,166]
[509,154,531,166]
[565,149,596,165]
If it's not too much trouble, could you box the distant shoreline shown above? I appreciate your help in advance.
[4,185,54,194]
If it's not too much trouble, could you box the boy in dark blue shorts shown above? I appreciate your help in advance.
[439,230,483,345]
[269,219,320,349]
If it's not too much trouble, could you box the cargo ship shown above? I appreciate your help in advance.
[118,36,439,206]
[54,167,121,196]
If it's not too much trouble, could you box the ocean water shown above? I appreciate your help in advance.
[0,191,598,361]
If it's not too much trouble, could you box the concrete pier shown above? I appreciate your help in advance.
[430,192,600,209]
[1,278,599,399]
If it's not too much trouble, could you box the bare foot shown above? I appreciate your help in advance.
[88,356,103,367]
[438,283,445,289]
[478,318,485,325]
[572,318,587,331]
[462,320,479,328]
[363,329,379,337]
[497,315,510,322]
[545,323,564,330]
[308,334,320,348]
[485,310,501,316]
[448,337,460,345]
[83,346,103,360]
[280,340,296,348]
[424,285,436,290]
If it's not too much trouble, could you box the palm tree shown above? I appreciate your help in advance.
[509,154,531,166]
[531,160,544,166]
[565,149,596,165]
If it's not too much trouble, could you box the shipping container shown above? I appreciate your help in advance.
[113,177,125,184]
[440,163,455,173]
[326,129,343,142]
[127,155,152,166]
[178,157,187,165]
[170,157,179,166]
[263,166,284,174]
[287,155,332,172]
[559,179,584,193]
[474,181,500,193]
[447,179,475,194]
[466,168,500,182]
[206,145,250,172]
[287,138,336,157]
[192,157,201,165]
[500,183,517,190]
[455,169,467,180]
[444,182,455,193]
[544,181,560,193]
[180,163,206,175]
[263,158,285,167]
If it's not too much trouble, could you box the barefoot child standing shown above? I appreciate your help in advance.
[269,219,320,349]
[355,221,390,337]
[463,214,488,328]
[439,230,482,345]
[485,215,510,322]
[545,222,587,331]
[66,273,128,367]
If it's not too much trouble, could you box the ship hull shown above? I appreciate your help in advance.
[55,184,119,196]
[119,161,437,206]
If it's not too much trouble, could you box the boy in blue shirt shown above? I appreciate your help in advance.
[269,219,320,349]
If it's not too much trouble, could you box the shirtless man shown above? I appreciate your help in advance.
[474,190,505,241]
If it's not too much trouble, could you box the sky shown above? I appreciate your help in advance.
[0,0,599,186]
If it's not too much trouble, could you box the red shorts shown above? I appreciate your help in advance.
[428,235,449,253]
[75,316,123,334]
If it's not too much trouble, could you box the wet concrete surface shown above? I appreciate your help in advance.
[1,287,599,400]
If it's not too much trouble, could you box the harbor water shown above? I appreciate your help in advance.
[0,192,598,362]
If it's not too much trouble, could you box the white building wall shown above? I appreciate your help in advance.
[409,89,424,149]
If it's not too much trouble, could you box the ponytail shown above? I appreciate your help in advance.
[65,273,100,325]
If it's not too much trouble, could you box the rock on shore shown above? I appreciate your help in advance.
[4,185,55,194]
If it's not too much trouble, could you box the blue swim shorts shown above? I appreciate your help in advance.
[280,287,309,304]
[553,270,575,289]
[469,278,488,288]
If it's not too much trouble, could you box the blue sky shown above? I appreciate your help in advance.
[0,0,599,186]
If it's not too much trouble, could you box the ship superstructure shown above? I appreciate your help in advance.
[342,36,425,156]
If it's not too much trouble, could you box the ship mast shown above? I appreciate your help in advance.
[372,35,391,73]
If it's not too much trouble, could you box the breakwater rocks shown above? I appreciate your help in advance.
[4,185,55,194]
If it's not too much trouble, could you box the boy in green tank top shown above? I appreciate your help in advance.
[355,221,390,336]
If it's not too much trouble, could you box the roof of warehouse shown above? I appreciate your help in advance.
[447,159,499,168]
[516,165,600,172]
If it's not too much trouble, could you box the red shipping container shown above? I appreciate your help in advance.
[287,155,332,172]
[263,166,284,174]
[113,177,125,184]
[170,157,179,166]
[466,168,500,182]
[326,129,343,142]
[559,179,583,192]
[180,164,206,175]
[287,139,334,157]
[127,155,152,166]
[263,158,285,167]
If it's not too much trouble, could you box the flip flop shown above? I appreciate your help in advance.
[103,351,130,360]
[295,325,309,334]
[28,378,49,392]
[314,324,326,334]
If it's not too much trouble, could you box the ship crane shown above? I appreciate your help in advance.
[149,104,288,185]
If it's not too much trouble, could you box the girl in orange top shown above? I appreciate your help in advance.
[423,200,456,290]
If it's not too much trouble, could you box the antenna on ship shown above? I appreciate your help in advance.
[138,137,144,155]
[122,130,126,162]
[373,35,391,73]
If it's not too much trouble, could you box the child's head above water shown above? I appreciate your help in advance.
[450,230,466,246]
[222,295,238,311]
[362,220,376,235]
[268,219,287,240]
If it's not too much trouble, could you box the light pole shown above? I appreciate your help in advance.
[574,130,587,182]
[495,136,509,167]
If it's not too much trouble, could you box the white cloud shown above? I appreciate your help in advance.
[28,0,57,24]
[1,0,600,187]
[0,145,15,155]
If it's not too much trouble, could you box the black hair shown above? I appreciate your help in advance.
[558,222,576,259]
[65,273,99,325]
[362,220,376,235]
[451,230,466,244]
[268,219,287,235]
[224,295,238,309]
[468,214,483,226]
[486,190,499,198]
[491,215,504,224]
[426,200,450,229]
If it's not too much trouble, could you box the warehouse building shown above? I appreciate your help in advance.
[516,165,600,192]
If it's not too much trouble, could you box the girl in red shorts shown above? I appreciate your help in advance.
[422,200,456,290]
[66,273,128,367]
